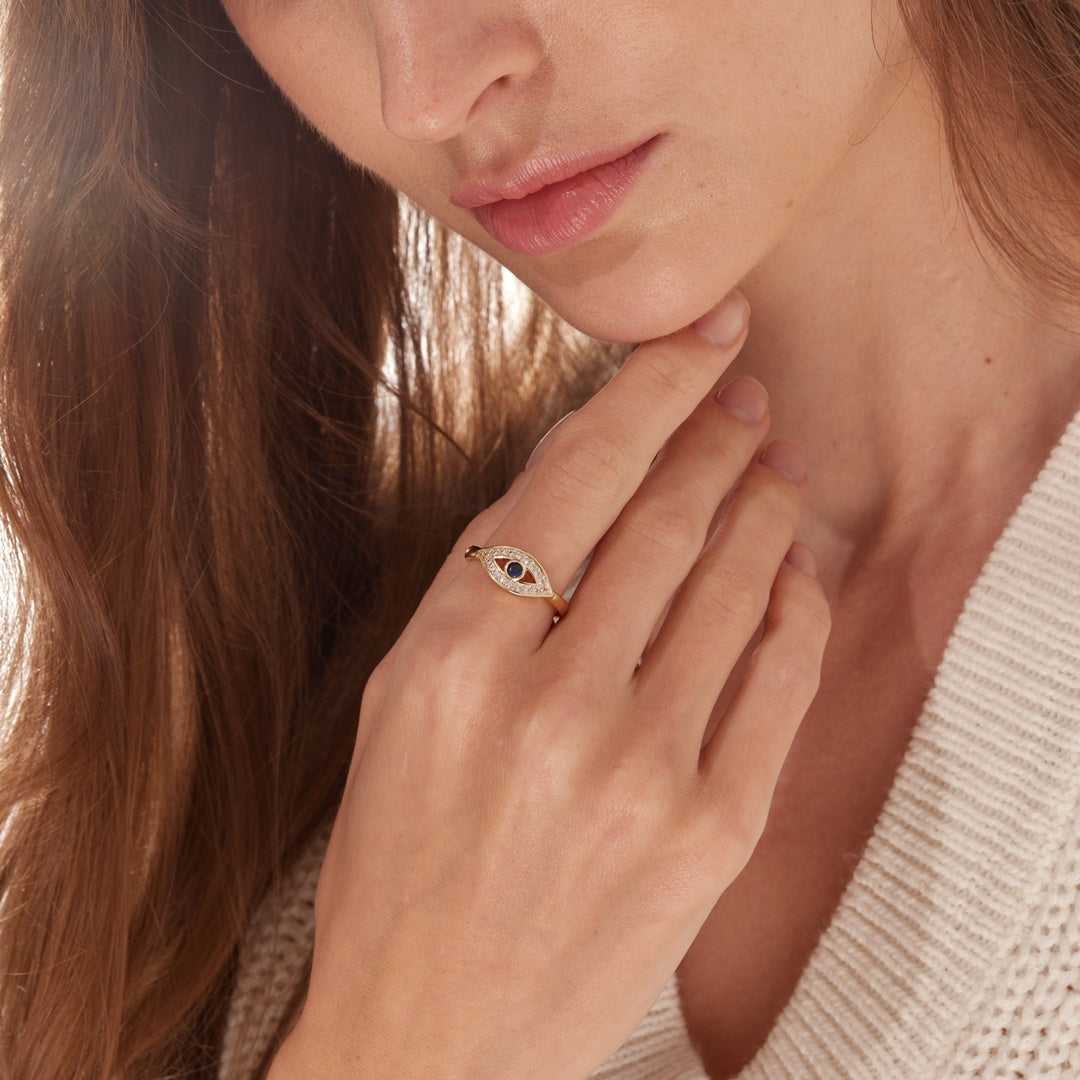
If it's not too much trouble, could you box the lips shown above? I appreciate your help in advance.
[450,135,661,256]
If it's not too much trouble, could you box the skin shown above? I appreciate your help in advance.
[222,0,1080,587]
[272,319,830,1077]
[224,0,1080,1074]
[224,0,897,343]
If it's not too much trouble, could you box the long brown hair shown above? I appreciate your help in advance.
[896,0,1080,304]
[0,0,1077,1077]
[0,2,606,1075]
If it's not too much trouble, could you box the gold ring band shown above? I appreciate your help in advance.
[464,544,569,618]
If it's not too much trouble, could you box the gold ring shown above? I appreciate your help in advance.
[464,544,569,618]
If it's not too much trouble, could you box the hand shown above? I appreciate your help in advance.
[269,291,830,1080]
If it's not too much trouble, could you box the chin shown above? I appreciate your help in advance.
[524,263,736,345]
[491,217,749,345]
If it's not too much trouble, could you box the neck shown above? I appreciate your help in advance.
[727,66,1080,593]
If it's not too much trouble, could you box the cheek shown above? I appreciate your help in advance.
[228,1,472,239]
[492,116,878,342]
[494,17,890,340]
[227,1,392,172]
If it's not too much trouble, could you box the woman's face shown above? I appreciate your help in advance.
[223,0,901,342]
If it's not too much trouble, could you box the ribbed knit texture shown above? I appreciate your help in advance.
[220,409,1080,1080]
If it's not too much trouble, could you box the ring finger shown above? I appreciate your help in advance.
[444,296,753,643]
[634,441,808,744]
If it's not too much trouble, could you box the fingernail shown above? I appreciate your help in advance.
[784,541,818,578]
[760,439,806,484]
[526,410,575,470]
[715,376,768,423]
[692,290,750,348]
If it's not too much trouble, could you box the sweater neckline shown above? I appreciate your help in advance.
[721,407,1080,1077]
[593,406,1080,1079]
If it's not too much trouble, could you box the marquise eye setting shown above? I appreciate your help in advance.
[471,545,551,596]
[463,544,569,618]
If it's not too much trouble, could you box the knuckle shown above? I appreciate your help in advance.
[603,779,664,837]
[622,493,702,559]
[541,424,632,504]
[727,796,771,858]
[593,763,679,850]
[768,648,824,711]
[702,783,770,867]
[512,725,576,794]
[548,642,600,691]
[400,620,485,712]
[700,560,766,628]
[632,341,702,403]
[775,570,832,640]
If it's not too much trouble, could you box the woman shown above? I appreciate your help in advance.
[1,0,1078,1076]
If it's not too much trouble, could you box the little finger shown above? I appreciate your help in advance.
[697,556,831,851]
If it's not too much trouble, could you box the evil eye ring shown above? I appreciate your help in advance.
[464,544,569,619]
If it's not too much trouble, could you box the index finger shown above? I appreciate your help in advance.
[458,290,751,631]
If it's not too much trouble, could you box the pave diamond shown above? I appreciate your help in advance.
[477,545,553,598]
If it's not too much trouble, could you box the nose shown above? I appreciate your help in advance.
[368,1,543,142]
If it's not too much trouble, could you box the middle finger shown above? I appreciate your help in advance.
[553,375,770,671]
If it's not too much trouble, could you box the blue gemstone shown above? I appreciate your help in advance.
[506,561,524,579]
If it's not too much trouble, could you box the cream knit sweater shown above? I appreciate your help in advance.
[219,409,1080,1079]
